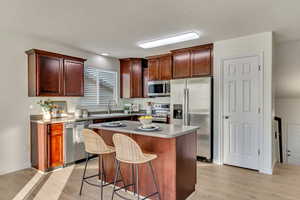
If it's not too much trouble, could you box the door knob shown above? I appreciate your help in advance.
[224,116,230,119]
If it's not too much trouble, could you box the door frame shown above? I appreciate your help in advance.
[218,53,264,171]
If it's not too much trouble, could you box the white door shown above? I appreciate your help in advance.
[287,124,300,165]
[223,55,261,170]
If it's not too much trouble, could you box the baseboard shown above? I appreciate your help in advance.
[213,159,222,165]
[0,162,31,175]
[259,167,273,175]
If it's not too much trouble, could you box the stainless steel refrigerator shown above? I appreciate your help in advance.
[170,77,213,161]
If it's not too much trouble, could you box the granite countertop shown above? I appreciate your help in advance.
[89,120,199,138]
[30,112,146,124]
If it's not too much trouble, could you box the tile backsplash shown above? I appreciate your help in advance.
[29,96,170,115]
[122,97,170,109]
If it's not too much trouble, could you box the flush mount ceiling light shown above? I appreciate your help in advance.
[138,32,200,49]
[101,53,109,56]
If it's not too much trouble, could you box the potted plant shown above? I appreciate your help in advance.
[37,99,54,120]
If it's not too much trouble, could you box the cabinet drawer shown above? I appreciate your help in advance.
[49,123,63,136]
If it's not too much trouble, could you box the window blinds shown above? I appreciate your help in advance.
[81,66,117,107]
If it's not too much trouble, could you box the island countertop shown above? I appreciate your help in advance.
[89,120,199,138]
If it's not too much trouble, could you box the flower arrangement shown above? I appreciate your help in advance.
[37,99,54,120]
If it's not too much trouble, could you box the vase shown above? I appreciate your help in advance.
[43,111,51,120]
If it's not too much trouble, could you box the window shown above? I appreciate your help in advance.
[81,66,118,107]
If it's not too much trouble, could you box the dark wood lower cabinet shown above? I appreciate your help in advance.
[31,122,64,172]
[31,116,141,172]
[48,123,64,168]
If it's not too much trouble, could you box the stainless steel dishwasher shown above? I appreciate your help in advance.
[64,120,92,165]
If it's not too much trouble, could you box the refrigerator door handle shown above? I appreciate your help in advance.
[183,88,189,126]
[183,88,186,125]
[186,88,190,125]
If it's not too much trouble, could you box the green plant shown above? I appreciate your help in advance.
[37,99,54,112]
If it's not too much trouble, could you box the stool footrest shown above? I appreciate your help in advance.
[102,179,124,187]
[142,192,159,200]
[114,183,135,192]
[114,191,133,200]
[83,174,101,180]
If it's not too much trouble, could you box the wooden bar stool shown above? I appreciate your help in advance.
[111,133,161,200]
[80,129,125,200]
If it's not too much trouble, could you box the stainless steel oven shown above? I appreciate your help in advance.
[148,80,170,97]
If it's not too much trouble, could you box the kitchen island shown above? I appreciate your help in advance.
[90,120,199,200]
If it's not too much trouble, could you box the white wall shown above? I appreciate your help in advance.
[274,40,300,99]
[275,99,300,163]
[274,41,300,164]
[213,32,274,174]
[0,31,119,175]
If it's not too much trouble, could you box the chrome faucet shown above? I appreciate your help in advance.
[107,100,116,114]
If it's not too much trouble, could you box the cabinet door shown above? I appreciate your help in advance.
[48,123,64,168]
[37,54,63,96]
[64,59,84,96]
[143,68,149,97]
[120,60,131,98]
[159,56,172,80]
[172,50,191,79]
[191,48,211,77]
[148,59,160,81]
[131,60,143,98]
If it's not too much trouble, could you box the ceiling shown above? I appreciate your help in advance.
[1,0,300,58]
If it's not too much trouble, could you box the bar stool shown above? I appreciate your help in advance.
[111,133,161,200]
[80,129,125,200]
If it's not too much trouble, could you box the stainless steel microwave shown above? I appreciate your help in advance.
[148,80,170,97]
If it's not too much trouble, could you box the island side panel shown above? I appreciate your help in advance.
[132,134,177,200]
[95,129,177,200]
[176,131,197,200]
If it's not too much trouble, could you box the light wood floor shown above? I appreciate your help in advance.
[1,159,300,200]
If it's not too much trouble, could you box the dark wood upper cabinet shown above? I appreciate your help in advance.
[26,49,86,97]
[172,50,191,79]
[64,59,84,96]
[159,55,172,80]
[148,59,160,81]
[120,59,131,98]
[120,58,145,98]
[143,68,149,98]
[146,54,172,81]
[171,44,213,79]
[191,47,212,77]
[131,59,143,98]
[37,54,63,96]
